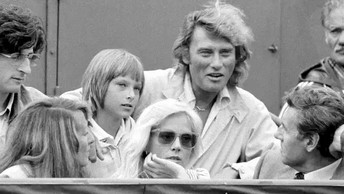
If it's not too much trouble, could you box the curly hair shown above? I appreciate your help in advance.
[172,0,254,86]
[0,4,45,54]
[321,0,344,28]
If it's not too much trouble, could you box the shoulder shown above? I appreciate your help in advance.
[254,145,295,179]
[144,68,175,86]
[234,87,269,111]
[298,58,332,85]
[0,164,32,178]
[60,88,83,102]
[21,86,47,101]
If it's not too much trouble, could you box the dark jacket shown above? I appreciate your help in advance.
[299,57,343,92]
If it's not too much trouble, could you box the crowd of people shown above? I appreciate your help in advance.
[0,0,343,181]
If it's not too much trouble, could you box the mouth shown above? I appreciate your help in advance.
[206,73,224,80]
[336,48,344,55]
[165,156,182,162]
[121,104,133,108]
[11,77,25,82]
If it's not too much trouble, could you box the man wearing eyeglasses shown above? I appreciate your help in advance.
[0,5,105,163]
[0,4,46,152]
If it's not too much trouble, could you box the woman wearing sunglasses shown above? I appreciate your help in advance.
[114,99,210,179]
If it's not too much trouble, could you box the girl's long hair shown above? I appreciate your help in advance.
[0,97,91,177]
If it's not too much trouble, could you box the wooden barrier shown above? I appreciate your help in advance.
[0,179,344,194]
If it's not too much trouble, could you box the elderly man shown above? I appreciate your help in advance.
[133,1,277,179]
[281,0,344,101]
[254,86,344,180]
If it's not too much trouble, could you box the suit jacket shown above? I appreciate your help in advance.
[134,65,278,178]
[254,144,344,180]
[253,145,296,179]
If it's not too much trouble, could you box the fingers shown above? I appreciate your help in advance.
[95,140,104,161]
[88,130,104,163]
[88,140,97,163]
[270,113,281,127]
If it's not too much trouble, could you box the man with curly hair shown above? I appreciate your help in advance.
[0,4,46,151]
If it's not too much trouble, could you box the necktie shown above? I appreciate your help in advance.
[294,172,304,180]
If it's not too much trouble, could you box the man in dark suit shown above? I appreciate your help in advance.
[254,86,344,180]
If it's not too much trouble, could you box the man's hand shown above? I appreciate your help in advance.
[87,129,104,163]
[143,153,188,179]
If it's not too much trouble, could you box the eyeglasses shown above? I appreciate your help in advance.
[0,52,40,67]
[152,129,198,149]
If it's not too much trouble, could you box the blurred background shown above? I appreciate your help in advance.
[0,0,328,115]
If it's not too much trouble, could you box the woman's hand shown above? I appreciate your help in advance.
[87,129,104,163]
[143,153,189,179]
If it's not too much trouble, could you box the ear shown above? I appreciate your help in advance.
[305,133,320,152]
[181,48,190,65]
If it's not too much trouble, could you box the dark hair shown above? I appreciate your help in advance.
[0,4,45,54]
[285,86,344,158]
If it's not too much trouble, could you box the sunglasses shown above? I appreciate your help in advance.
[152,129,198,149]
[0,53,40,67]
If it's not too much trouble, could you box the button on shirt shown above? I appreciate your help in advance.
[87,117,135,178]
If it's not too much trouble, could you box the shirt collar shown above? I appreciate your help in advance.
[90,117,134,146]
[0,94,14,117]
[304,159,342,180]
[90,119,114,141]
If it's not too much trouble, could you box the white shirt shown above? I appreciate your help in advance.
[182,73,231,137]
[304,159,342,180]
[0,94,14,152]
[87,117,135,178]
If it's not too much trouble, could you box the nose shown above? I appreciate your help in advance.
[17,58,31,74]
[210,53,222,69]
[86,130,95,146]
[127,87,135,100]
[170,137,182,152]
[274,126,283,140]
[339,32,344,45]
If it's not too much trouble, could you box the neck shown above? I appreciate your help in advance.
[94,110,122,138]
[193,89,218,110]
[294,153,336,173]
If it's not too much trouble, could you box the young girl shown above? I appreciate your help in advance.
[0,98,93,178]
[61,49,144,177]
[115,99,210,179]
